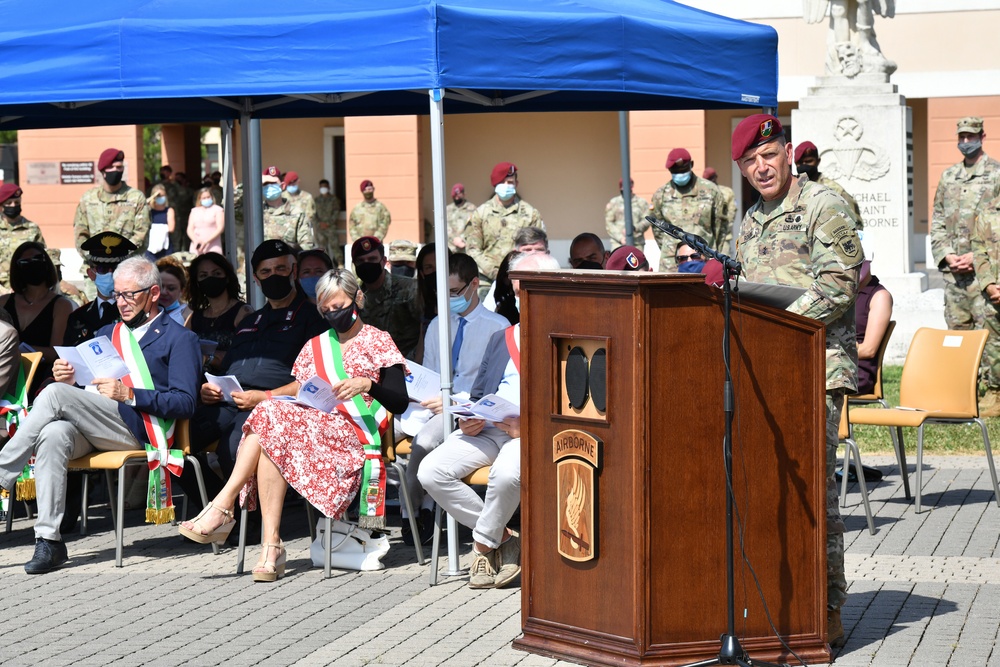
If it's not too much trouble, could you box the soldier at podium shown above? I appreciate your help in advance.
[731,113,863,647]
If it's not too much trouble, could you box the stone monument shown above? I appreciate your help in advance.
[793,2,940,360]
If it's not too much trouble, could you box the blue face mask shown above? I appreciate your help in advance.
[264,184,282,201]
[201,198,214,208]
[94,271,116,297]
[449,293,472,314]
[494,183,516,200]
[677,260,707,274]
[154,196,167,205]
[671,171,693,187]
[299,275,321,299]
[286,184,300,195]
[163,300,182,312]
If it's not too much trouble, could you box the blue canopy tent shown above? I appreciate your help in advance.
[1,0,777,573]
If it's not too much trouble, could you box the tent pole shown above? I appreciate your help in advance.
[429,88,462,578]
[619,111,635,247]
[220,120,237,269]
[240,104,264,308]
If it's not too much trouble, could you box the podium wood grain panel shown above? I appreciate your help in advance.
[512,270,831,667]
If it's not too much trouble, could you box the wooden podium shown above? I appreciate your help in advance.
[512,270,832,667]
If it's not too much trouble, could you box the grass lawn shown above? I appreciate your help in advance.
[850,365,999,455]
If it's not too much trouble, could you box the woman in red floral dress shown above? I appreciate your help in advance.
[179,269,409,581]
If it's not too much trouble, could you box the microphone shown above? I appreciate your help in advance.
[644,215,742,276]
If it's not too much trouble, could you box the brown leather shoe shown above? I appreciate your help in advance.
[827,608,845,648]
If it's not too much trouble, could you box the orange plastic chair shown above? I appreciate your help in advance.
[850,328,1000,513]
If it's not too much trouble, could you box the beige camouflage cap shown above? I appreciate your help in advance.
[957,117,984,134]
[388,239,418,263]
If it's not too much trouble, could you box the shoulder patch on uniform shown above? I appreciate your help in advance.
[815,215,863,269]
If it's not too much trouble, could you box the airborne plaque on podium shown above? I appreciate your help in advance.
[512,269,832,667]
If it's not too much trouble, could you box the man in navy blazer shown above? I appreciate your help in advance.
[0,257,200,574]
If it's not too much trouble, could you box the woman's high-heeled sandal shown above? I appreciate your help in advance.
[178,503,236,545]
[252,542,287,583]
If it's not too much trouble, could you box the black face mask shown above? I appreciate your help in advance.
[21,262,49,286]
[323,303,358,334]
[796,164,819,181]
[198,276,228,299]
[103,170,124,187]
[124,297,150,329]
[574,260,603,270]
[355,262,383,285]
[391,264,416,278]
[3,205,21,218]
[259,274,294,301]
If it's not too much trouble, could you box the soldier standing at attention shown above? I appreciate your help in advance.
[465,162,544,296]
[73,147,149,257]
[732,113,863,648]
[971,193,1000,416]
[702,167,738,251]
[0,184,46,293]
[281,171,317,241]
[793,141,863,229]
[348,179,391,242]
[651,148,724,272]
[604,178,650,250]
[314,179,343,265]
[446,183,476,253]
[261,167,314,251]
[931,117,1000,332]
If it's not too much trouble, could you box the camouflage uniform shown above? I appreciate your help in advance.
[286,189,317,230]
[348,199,391,242]
[446,200,477,253]
[716,183,737,251]
[604,194,651,249]
[263,198,315,251]
[0,215,45,293]
[736,175,863,612]
[930,152,1000,330]
[465,196,544,290]
[314,192,343,265]
[651,177,724,272]
[360,270,421,358]
[971,195,1000,389]
[817,174,862,231]
[73,184,149,255]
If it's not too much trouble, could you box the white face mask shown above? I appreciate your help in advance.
[319,187,330,195]
[495,183,516,200]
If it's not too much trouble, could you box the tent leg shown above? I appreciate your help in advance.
[619,110,635,247]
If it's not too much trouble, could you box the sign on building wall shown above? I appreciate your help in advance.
[59,161,96,185]
[24,161,59,185]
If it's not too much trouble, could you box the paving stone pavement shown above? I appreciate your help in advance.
[0,454,997,666]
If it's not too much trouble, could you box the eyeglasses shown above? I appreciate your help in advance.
[16,256,45,266]
[448,280,471,297]
[675,253,703,263]
[111,286,152,303]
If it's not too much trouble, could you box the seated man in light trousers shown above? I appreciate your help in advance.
[418,251,559,588]
[0,257,200,574]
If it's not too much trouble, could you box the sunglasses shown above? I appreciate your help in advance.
[675,253,703,263]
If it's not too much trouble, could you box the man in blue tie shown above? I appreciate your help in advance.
[402,253,509,545]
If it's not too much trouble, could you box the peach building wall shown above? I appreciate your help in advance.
[16,126,144,249]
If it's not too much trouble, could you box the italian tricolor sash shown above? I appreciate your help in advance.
[0,362,36,500]
[312,331,388,531]
[112,323,183,524]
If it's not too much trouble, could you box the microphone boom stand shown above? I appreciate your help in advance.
[645,216,788,667]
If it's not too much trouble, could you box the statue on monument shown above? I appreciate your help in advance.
[804,0,897,78]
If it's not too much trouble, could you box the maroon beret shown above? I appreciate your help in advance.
[451,183,464,197]
[793,141,819,163]
[490,162,517,187]
[282,170,299,185]
[360,179,374,192]
[98,148,125,172]
[262,165,281,177]
[351,235,384,261]
[0,183,23,204]
[606,245,649,271]
[702,167,717,181]
[665,148,692,171]
[731,114,784,161]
